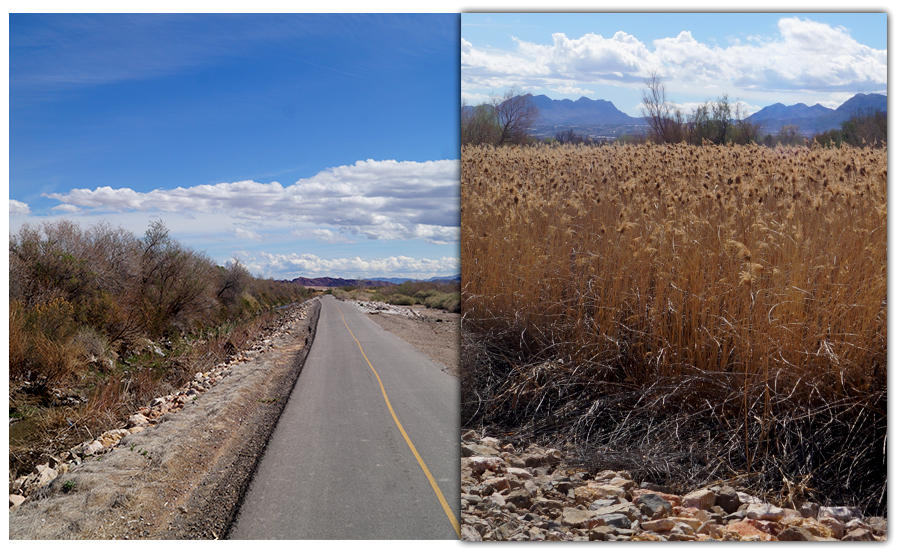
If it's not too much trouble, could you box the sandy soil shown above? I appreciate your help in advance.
[361,305,460,377]
[8,301,320,540]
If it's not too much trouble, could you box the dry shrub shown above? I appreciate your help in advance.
[462,142,887,515]
[9,219,313,480]
[9,299,87,389]
[9,300,28,375]
[72,327,115,367]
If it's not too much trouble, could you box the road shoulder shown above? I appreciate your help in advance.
[352,301,460,377]
[8,300,320,540]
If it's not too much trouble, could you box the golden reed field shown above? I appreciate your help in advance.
[461,142,887,514]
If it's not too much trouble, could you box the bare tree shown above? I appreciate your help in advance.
[710,94,732,145]
[461,89,539,146]
[555,128,594,145]
[216,259,251,312]
[641,71,683,143]
[493,88,539,145]
[689,95,731,145]
[731,101,760,144]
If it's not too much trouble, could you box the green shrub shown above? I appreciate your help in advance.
[239,292,261,317]
[424,292,461,312]
[332,289,350,300]
[388,294,415,306]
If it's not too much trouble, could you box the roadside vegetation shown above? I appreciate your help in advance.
[9,219,312,479]
[329,280,461,313]
[461,141,887,516]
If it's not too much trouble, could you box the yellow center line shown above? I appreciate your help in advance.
[335,301,461,539]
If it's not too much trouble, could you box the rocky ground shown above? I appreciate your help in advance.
[8,299,319,539]
[349,300,460,377]
[460,431,887,542]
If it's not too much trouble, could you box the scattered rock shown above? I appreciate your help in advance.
[560,507,603,529]
[818,505,864,523]
[465,456,505,475]
[715,485,742,513]
[726,520,777,541]
[634,492,673,519]
[127,413,150,428]
[866,516,887,536]
[461,524,483,541]
[777,525,819,541]
[842,527,876,541]
[800,501,820,518]
[80,440,105,456]
[818,516,845,539]
[746,502,786,521]
[459,431,888,542]
[641,517,676,532]
[682,488,717,510]
[598,513,632,530]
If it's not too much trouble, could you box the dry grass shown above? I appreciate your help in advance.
[461,142,887,515]
[9,306,290,481]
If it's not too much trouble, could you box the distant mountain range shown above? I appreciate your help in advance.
[745,93,887,134]
[289,274,460,288]
[493,92,886,136]
[368,274,461,284]
[527,94,646,127]
[288,277,393,288]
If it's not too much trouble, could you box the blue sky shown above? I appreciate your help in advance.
[4,6,891,281]
[462,12,887,118]
[8,13,460,280]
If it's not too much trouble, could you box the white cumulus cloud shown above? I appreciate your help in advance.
[43,158,460,244]
[462,17,886,96]
[290,228,355,244]
[555,85,595,96]
[234,227,264,241]
[9,199,30,214]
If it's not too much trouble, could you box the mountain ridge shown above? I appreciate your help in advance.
[469,92,886,137]
[745,93,886,133]
[527,94,646,127]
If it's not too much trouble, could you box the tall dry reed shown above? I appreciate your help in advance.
[461,142,887,513]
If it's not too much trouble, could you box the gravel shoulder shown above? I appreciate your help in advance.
[8,300,320,540]
[353,302,460,377]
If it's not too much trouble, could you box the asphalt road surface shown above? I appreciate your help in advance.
[229,295,460,539]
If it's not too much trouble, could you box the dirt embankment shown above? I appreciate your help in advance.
[8,300,320,540]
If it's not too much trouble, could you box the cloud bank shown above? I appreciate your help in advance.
[234,251,460,280]
[41,158,460,244]
[462,17,886,96]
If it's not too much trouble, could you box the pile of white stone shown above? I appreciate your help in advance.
[9,301,313,510]
[347,300,422,319]
[460,431,886,542]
